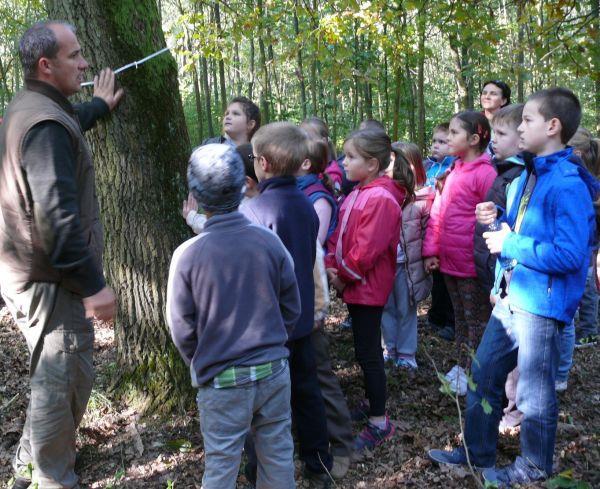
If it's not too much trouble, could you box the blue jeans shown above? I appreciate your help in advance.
[576,265,598,338]
[464,299,560,475]
[557,320,575,383]
[381,265,418,357]
[197,363,295,489]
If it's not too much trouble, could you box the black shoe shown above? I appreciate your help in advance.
[304,468,332,489]
[11,477,32,489]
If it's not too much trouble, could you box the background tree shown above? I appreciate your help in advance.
[45,0,192,411]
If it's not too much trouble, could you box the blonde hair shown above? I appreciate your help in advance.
[569,127,600,176]
[252,122,308,176]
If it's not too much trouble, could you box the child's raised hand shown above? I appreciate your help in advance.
[476,201,497,226]
[182,192,198,219]
[424,256,439,273]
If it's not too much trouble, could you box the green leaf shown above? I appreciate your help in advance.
[165,438,193,452]
[481,398,492,415]
[466,372,477,392]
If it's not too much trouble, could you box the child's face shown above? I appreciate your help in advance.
[252,144,267,182]
[491,122,520,161]
[518,100,557,155]
[223,102,254,139]
[343,140,377,183]
[431,130,450,160]
[480,83,506,113]
[447,118,475,158]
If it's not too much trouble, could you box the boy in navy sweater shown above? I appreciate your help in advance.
[167,144,301,489]
[241,122,333,488]
[429,88,598,487]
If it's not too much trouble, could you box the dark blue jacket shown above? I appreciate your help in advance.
[496,147,599,323]
[241,176,319,339]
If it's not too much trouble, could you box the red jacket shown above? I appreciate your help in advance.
[326,175,405,306]
[422,153,496,278]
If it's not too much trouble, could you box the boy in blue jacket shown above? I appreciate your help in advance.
[241,122,333,488]
[167,144,301,489]
[428,88,598,487]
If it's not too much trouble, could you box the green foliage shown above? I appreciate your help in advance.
[546,469,591,488]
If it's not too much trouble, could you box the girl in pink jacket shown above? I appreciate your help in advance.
[423,111,497,395]
[326,129,406,455]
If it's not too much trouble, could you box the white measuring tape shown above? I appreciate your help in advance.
[80,47,171,87]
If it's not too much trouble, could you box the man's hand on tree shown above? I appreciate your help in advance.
[93,68,124,111]
[83,286,117,321]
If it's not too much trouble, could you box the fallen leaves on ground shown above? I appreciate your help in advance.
[1,299,598,488]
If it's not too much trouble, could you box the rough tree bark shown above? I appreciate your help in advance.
[45,0,193,412]
[293,1,307,120]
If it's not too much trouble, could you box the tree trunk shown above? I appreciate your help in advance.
[516,0,525,103]
[214,3,227,112]
[293,1,307,120]
[201,56,214,137]
[45,0,192,411]
[592,0,600,135]
[405,58,416,142]
[416,7,426,151]
[392,64,401,141]
[192,62,203,144]
[256,0,270,123]
[248,37,255,100]
[448,32,469,110]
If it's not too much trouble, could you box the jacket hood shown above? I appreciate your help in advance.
[361,175,407,207]
[415,186,435,201]
[494,155,525,175]
[454,152,492,170]
[567,150,600,202]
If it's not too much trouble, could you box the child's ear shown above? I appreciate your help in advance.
[259,155,270,172]
[547,117,562,139]
[367,157,380,174]
[300,158,312,172]
[247,119,257,134]
[469,133,481,148]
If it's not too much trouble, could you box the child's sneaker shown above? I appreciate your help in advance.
[428,447,492,470]
[395,356,418,370]
[437,324,455,341]
[555,379,568,392]
[353,416,395,453]
[445,366,467,396]
[383,349,396,365]
[482,456,546,488]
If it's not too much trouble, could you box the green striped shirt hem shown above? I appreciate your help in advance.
[213,358,287,388]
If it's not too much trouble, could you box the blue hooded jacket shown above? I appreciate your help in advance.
[424,155,456,189]
[495,147,600,323]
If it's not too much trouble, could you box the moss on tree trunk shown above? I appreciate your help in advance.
[45,0,194,412]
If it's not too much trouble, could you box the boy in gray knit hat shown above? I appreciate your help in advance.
[167,143,301,488]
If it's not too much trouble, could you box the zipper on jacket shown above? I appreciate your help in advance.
[547,276,553,297]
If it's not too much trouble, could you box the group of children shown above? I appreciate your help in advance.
[167,85,600,488]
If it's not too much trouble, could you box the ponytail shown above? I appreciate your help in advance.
[569,127,600,177]
[391,148,415,207]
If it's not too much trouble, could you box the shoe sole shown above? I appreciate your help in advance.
[575,342,597,349]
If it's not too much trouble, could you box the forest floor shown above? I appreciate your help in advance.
[1,299,598,489]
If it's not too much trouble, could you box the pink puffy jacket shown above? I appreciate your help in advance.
[422,153,496,278]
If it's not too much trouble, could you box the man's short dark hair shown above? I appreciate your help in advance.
[528,88,581,143]
[19,21,75,78]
